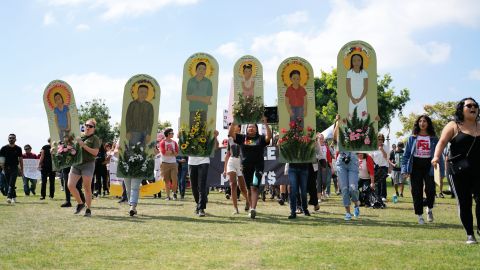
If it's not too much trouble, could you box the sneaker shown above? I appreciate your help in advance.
[381,197,387,202]
[466,235,477,244]
[129,209,137,217]
[354,206,360,218]
[11,198,16,204]
[198,209,205,217]
[40,197,45,200]
[180,195,185,200]
[6,198,11,204]
[278,198,285,206]
[118,198,127,203]
[400,193,404,197]
[173,193,177,200]
[288,214,297,219]
[84,208,91,217]
[344,213,352,221]
[296,208,303,214]
[314,204,320,211]
[165,197,171,201]
[245,203,250,211]
[61,202,72,208]
[418,215,425,225]
[249,209,256,219]
[225,194,230,200]
[304,210,311,216]
[439,193,445,198]
[427,209,434,222]
[74,203,85,214]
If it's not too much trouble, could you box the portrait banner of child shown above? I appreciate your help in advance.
[117,74,161,179]
[276,57,316,163]
[232,55,264,124]
[178,52,219,157]
[43,80,82,170]
[336,40,379,152]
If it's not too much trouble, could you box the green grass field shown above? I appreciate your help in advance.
[1,178,478,270]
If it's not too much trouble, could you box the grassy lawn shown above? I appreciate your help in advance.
[1,178,478,270]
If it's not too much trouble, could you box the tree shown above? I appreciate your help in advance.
[157,120,172,133]
[78,99,115,143]
[314,69,410,133]
[396,101,457,139]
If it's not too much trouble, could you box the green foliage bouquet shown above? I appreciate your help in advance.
[118,141,156,179]
[178,111,216,157]
[51,133,82,170]
[340,107,377,151]
[278,118,316,162]
[232,93,264,124]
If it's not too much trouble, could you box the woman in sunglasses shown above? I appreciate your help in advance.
[67,119,100,217]
[433,97,480,244]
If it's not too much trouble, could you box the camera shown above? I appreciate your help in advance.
[341,155,351,164]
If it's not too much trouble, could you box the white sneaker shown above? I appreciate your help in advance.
[418,215,425,225]
[6,198,11,204]
[427,208,434,222]
[11,198,16,204]
[466,235,477,244]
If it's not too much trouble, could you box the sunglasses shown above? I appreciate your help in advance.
[24,148,31,151]
[85,124,95,128]
[169,132,174,135]
[464,103,479,109]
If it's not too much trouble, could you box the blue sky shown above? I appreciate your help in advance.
[1,0,480,152]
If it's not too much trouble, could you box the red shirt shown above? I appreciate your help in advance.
[22,152,38,159]
[285,86,307,107]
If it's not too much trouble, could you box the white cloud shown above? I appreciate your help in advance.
[47,0,199,21]
[216,42,244,60]
[43,12,57,25]
[274,10,309,27]
[468,69,480,80]
[75,23,90,31]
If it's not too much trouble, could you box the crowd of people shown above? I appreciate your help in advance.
[0,98,479,244]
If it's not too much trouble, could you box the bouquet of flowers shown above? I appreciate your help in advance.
[178,110,216,157]
[232,93,264,124]
[340,107,377,150]
[51,133,82,170]
[278,118,316,162]
[118,141,156,179]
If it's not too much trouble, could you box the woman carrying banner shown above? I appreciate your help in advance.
[232,117,271,219]
[432,97,480,244]
[333,116,360,221]
[67,118,100,217]
[402,115,444,225]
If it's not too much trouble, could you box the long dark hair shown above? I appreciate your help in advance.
[350,54,364,71]
[413,115,436,137]
[454,97,479,123]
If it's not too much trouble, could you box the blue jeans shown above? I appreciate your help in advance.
[22,176,37,195]
[177,164,188,197]
[336,155,359,207]
[288,166,308,215]
[290,106,304,127]
[124,178,142,206]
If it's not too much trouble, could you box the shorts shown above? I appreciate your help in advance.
[161,162,178,182]
[226,157,243,177]
[391,170,404,185]
[71,162,95,178]
[243,161,264,188]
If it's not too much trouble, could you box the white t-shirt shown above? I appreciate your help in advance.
[414,136,431,158]
[372,143,390,167]
[358,158,370,179]
[188,156,210,165]
[316,144,328,160]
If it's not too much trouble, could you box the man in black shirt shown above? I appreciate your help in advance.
[0,134,23,204]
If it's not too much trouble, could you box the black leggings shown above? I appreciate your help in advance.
[449,166,480,235]
[410,157,436,215]
[242,161,264,189]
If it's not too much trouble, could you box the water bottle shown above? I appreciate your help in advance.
[392,195,398,204]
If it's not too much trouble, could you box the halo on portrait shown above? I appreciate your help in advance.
[238,60,257,78]
[343,46,370,70]
[46,84,71,110]
[188,58,215,78]
[131,80,155,101]
[281,62,309,87]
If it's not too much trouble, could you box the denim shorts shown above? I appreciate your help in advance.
[71,162,96,177]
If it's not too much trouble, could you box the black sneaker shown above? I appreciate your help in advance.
[304,210,311,216]
[61,202,72,208]
[40,197,45,200]
[288,214,297,219]
[278,198,285,206]
[74,203,85,214]
[31,191,36,195]
[173,193,177,200]
[129,209,137,217]
[84,208,91,217]
[118,198,127,203]
[226,194,230,200]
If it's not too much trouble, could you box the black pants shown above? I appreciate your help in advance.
[410,157,435,215]
[5,167,18,199]
[374,166,388,199]
[449,166,480,235]
[62,168,85,203]
[189,163,209,210]
[94,163,108,194]
[41,170,55,198]
[307,164,318,205]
